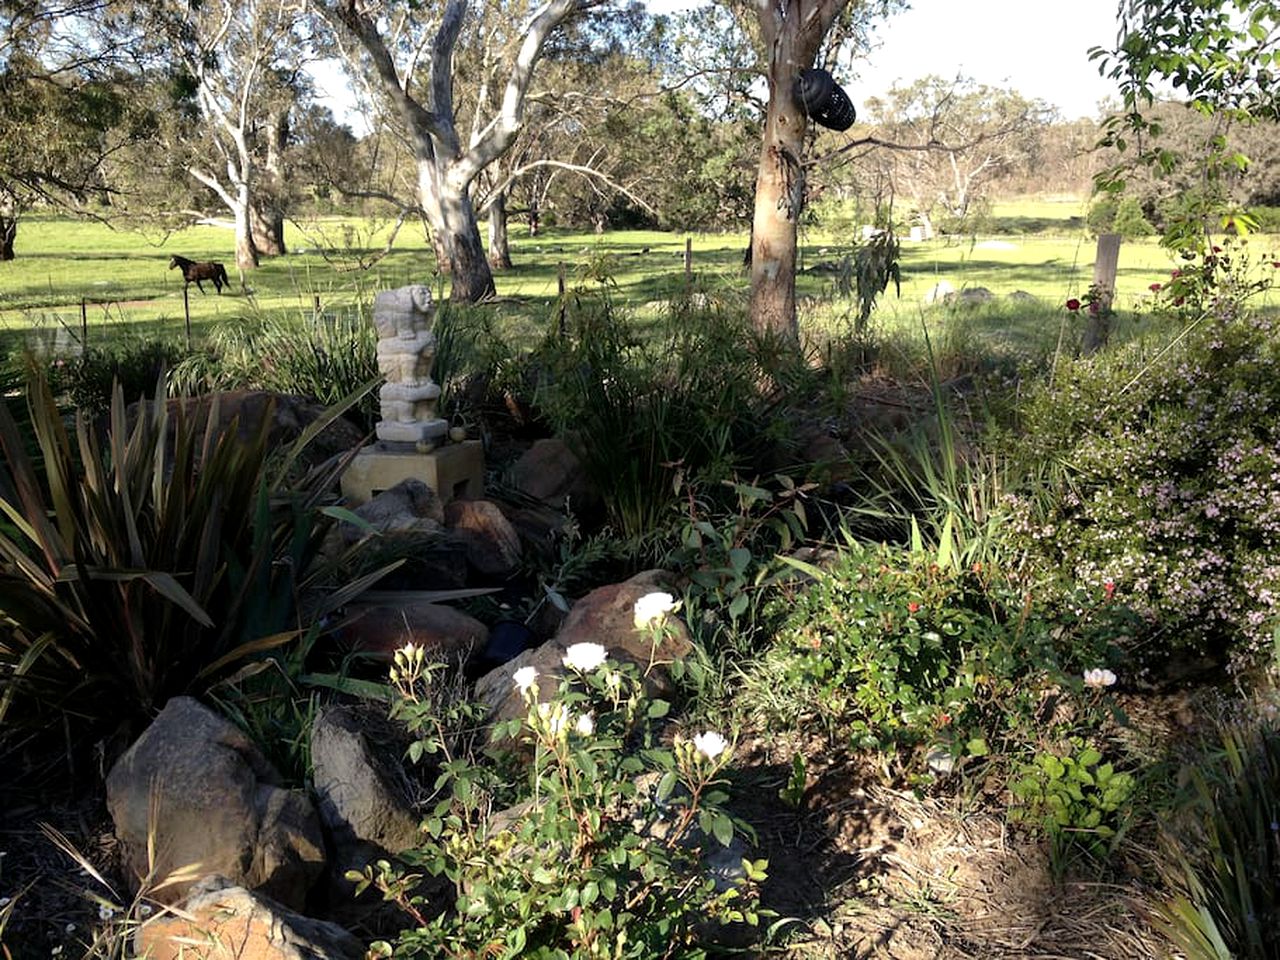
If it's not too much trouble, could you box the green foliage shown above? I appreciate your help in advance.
[852,230,902,337]
[668,473,811,638]
[360,647,765,958]
[1009,738,1135,870]
[1092,1,1280,253]
[756,546,1065,754]
[1151,717,1280,959]
[1086,196,1119,236]
[169,308,379,430]
[531,284,798,540]
[1009,309,1280,665]
[50,337,193,416]
[1111,197,1156,238]
[0,371,382,738]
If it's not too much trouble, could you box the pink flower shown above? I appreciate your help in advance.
[1170,269,1182,278]
[1065,298,1081,311]
[1149,283,1163,292]
[907,602,920,614]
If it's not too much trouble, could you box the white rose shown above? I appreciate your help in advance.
[633,592,679,630]
[563,642,609,672]
[512,666,538,694]
[575,713,596,737]
[1083,668,1117,689]
[693,730,729,761]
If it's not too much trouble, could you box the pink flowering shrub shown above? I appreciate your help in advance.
[1009,312,1280,665]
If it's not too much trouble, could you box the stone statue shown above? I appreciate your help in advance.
[372,285,448,446]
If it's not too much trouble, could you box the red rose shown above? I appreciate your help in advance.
[1212,246,1222,254]
[1065,298,1081,311]
[1170,269,1181,278]
[1272,261,1280,269]
[1149,283,1162,292]
[908,602,920,614]
[1104,581,1116,599]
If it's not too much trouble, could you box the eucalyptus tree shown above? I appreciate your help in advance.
[142,0,308,270]
[857,76,1053,235]
[0,0,146,259]
[311,0,603,302]
[694,0,902,337]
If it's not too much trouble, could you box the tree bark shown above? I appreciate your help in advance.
[0,214,15,261]
[318,0,581,303]
[234,199,259,271]
[748,0,846,339]
[251,106,289,255]
[487,189,513,269]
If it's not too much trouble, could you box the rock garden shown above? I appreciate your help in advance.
[3,255,1280,960]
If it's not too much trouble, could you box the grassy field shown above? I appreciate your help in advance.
[1,198,1275,360]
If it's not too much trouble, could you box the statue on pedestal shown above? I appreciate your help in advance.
[372,285,448,446]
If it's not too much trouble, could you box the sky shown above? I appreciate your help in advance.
[312,0,1127,129]
[651,0,1126,121]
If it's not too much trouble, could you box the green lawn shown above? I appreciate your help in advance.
[2,206,1276,360]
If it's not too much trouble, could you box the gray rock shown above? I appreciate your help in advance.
[507,438,598,512]
[106,697,325,909]
[345,477,445,545]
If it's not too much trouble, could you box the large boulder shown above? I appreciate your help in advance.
[474,570,691,726]
[133,391,366,467]
[135,876,363,960]
[341,477,444,545]
[311,705,421,860]
[444,498,522,577]
[507,438,599,513]
[338,601,486,667]
[105,697,325,909]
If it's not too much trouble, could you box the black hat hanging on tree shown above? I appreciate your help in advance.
[795,67,856,131]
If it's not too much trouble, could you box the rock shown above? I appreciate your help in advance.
[923,280,955,305]
[474,571,691,727]
[339,601,486,666]
[130,391,366,469]
[312,705,421,857]
[135,876,363,960]
[957,286,995,305]
[507,438,598,512]
[106,698,325,909]
[444,499,522,577]
[311,705,422,917]
[348,477,444,536]
[1008,289,1039,302]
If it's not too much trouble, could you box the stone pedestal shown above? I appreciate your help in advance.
[341,283,484,506]
[341,440,484,507]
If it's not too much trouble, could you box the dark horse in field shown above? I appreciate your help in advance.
[169,255,229,294]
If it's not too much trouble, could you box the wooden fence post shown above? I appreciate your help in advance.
[1083,233,1121,355]
[80,298,88,349]
[183,285,192,350]
[684,237,693,288]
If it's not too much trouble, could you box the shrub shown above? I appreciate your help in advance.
[531,286,799,540]
[50,337,192,415]
[748,544,1121,757]
[169,309,379,431]
[358,640,766,958]
[0,372,383,742]
[1009,312,1280,665]
[1087,197,1118,235]
[1111,196,1157,238]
